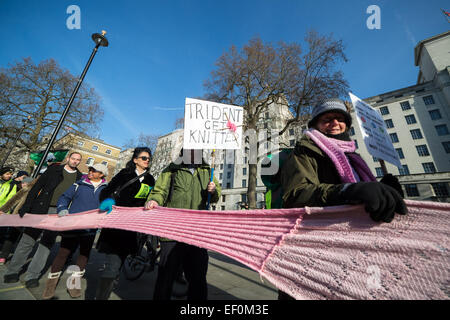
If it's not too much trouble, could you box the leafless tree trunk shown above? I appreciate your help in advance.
[203,31,349,209]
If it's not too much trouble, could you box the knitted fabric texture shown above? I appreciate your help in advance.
[0,200,448,300]
[305,129,376,183]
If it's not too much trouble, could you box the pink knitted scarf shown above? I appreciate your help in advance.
[305,129,376,183]
[1,200,449,300]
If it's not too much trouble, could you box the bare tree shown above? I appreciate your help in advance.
[0,57,103,169]
[122,133,159,154]
[203,31,349,208]
[174,117,184,129]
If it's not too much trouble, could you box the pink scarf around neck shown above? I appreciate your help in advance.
[305,129,376,183]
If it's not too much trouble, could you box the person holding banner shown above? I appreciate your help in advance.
[282,98,406,220]
[95,147,155,300]
[144,148,221,300]
[279,98,407,299]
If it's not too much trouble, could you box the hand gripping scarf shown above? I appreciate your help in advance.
[1,200,448,300]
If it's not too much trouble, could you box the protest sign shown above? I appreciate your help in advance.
[183,98,244,150]
[349,92,401,168]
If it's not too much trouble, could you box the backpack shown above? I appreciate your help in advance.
[261,148,293,209]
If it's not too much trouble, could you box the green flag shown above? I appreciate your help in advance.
[30,149,69,165]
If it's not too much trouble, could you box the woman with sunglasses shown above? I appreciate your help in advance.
[95,147,155,300]
[278,98,407,299]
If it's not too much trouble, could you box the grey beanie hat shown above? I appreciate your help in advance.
[308,98,352,128]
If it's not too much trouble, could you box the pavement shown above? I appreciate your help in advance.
[0,233,278,300]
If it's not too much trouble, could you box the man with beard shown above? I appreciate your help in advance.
[3,152,82,288]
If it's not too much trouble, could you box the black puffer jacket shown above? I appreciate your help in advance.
[96,168,155,258]
[18,164,82,215]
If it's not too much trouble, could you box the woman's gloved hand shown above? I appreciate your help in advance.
[99,198,116,214]
[380,173,404,198]
[341,182,407,223]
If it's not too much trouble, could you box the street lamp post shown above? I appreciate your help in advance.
[0,115,33,169]
[32,31,109,178]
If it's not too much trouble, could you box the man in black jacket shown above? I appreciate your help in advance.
[3,152,82,288]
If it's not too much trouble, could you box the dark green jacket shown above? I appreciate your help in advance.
[280,135,346,208]
[147,162,221,210]
[147,161,221,242]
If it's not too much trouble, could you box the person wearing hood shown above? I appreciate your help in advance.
[41,163,108,300]
[0,167,17,208]
[279,98,407,299]
[144,148,221,300]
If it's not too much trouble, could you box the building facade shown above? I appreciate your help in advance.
[350,31,450,201]
[55,133,121,180]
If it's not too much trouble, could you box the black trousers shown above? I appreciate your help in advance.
[153,242,208,300]
[23,227,58,250]
[0,227,22,259]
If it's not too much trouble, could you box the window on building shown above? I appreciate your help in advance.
[354,140,358,149]
[375,167,384,177]
[289,139,295,147]
[372,156,378,162]
[385,119,394,128]
[429,109,442,120]
[228,164,232,169]
[226,183,231,189]
[227,172,231,179]
[400,101,411,110]
[263,122,268,129]
[86,157,94,166]
[101,161,108,166]
[398,165,410,176]
[379,106,389,115]
[396,148,405,159]
[222,195,226,202]
[244,157,247,164]
[422,95,435,105]
[415,145,430,157]
[265,112,270,119]
[405,114,417,125]
[422,162,436,173]
[349,127,355,136]
[221,206,225,211]
[390,133,399,143]
[241,194,247,203]
[289,128,295,136]
[442,141,450,153]
[410,129,423,140]
[92,145,99,151]
[105,149,112,155]
[435,124,449,136]
[77,141,84,147]
[242,179,247,188]
[242,167,247,175]
[404,184,419,197]
[220,164,223,170]
[219,173,223,180]
[431,183,449,197]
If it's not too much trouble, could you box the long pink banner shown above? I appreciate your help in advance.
[1,199,449,300]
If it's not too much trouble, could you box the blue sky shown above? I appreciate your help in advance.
[0,0,448,148]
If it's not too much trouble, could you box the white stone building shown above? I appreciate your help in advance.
[350,31,450,201]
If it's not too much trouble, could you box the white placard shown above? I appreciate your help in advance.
[349,92,401,168]
[183,98,243,150]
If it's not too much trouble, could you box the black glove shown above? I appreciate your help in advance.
[341,182,407,223]
[380,174,404,198]
[18,208,26,218]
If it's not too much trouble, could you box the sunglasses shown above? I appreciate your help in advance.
[138,156,151,161]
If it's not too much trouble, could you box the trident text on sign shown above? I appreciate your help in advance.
[183,98,244,150]
[349,92,401,167]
